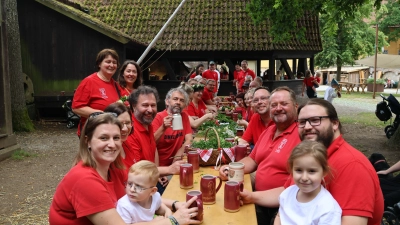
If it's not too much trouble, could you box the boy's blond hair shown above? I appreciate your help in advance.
[129,160,159,186]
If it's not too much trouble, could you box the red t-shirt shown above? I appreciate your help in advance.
[201,87,214,103]
[241,113,273,145]
[244,108,254,122]
[187,100,208,118]
[189,72,197,79]
[303,77,315,87]
[238,69,256,91]
[72,73,120,136]
[202,69,219,93]
[284,136,383,225]
[123,115,156,169]
[249,122,301,191]
[49,161,126,224]
[152,110,192,166]
[315,77,321,84]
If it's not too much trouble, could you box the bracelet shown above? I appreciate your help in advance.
[168,216,179,225]
[171,200,179,212]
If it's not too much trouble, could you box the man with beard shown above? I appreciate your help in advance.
[125,86,182,176]
[240,98,384,225]
[219,86,301,224]
[152,88,192,167]
[238,87,273,147]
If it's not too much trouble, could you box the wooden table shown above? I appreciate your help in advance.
[163,166,257,224]
[357,83,368,94]
[339,82,355,94]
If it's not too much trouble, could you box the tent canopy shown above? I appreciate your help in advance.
[356,54,400,69]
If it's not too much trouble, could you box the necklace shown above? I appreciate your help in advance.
[97,72,110,82]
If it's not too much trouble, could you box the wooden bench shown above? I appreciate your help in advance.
[339,82,356,94]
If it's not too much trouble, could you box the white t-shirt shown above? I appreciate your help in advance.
[324,86,338,103]
[278,185,342,225]
[116,192,162,223]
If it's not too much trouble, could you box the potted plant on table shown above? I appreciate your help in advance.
[366,78,385,92]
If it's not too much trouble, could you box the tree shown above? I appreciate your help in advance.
[376,0,400,42]
[315,1,387,81]
[5,0,34,131]
[246,0,386,82]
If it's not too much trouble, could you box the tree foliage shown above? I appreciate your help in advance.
[246,0,382,43]
[376,0,400,42]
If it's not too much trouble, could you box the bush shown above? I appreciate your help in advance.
[366,78,385,85]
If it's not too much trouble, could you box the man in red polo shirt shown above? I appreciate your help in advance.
[233,63,242,93]
[219,86,301,224]
[240,98,384,225]
[237,60,256,93]
[125,86,183,178]
[201,79,216,105]
[152,88,192,167]
[201,61,220,94]
[239,87,273,146]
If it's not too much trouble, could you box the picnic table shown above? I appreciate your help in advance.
[162,166,257,225]
[338,82,355,94]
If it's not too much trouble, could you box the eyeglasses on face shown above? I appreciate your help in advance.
[89,112,118,118]
[125,182,154,193]
[252,96,270,104]
[296,116,330,128]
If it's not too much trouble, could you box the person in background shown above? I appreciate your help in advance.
[198,78,207,86]
[242,82,250,93]
[324,79,341,103]
[237,60,256,93]
[311,71,322,94]
[249,81,260,89]
[202,79,217,106]
[188,63,205,79]
[187,78,198,86]
[152,88,192,167]
[254,77,263,87]
[72,48,121,137]
[233,63,242,93]
[186,84,215,119]
[116,160,172,223]
[238,87,272,146]
[274,140,342,225]
[219,65,229,80]
[179,82,216,129]
[118,60,143,97]
[201,61,220,94]
[301,70,317,98]
[235,92,246,119]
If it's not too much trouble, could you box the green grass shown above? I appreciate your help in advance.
[339,112,391,129]
[11,149,38,160]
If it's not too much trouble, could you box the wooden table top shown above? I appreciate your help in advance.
[163,166,257,225]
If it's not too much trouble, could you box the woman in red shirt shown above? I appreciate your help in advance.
[301,70,317,98]
[118,60,143,97]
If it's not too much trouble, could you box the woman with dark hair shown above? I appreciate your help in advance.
[188,63,205,80]
[118,60,143,96]
[72,49,121,137]
[219,65,229,80]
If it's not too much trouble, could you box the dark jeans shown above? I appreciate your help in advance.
[380,175,400,208]
[256,205,278,225]
[306,86,317,98]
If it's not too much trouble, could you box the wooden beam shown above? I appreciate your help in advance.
[268,59,275,81]
[256,60,261,77]
[292,59,297,74]
[280,59,294,79]
[224,59,235,80]
[162,58,177,80]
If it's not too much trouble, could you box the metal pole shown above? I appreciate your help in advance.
[373,24,378,99]
[137,0,187,65]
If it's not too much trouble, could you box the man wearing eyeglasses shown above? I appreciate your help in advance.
[238,87,273,147]
[220,86,301,224]
[152,88,192,167]
[240,98,383,225]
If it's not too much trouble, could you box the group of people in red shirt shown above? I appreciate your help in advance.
[49,48,384,225]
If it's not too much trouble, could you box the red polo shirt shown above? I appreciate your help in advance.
[187,100,208,118]
[123,115,156,169]
[238,69,256,91]
[201,87,214,103]
[241,113,272,145]
[249,122,301,191]
[202,69,218,93]
[284,135,384,225]
[152,110,192,166]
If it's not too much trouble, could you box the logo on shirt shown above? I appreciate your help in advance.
[99,88,108,99]
[164,132,183,140]
[275,138,288,153]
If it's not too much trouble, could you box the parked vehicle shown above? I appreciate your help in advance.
[375,94,400,139]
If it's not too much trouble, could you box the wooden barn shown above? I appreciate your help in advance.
[17,0,322,119]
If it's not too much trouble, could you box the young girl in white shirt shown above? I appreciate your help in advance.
[274,140,342,225]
